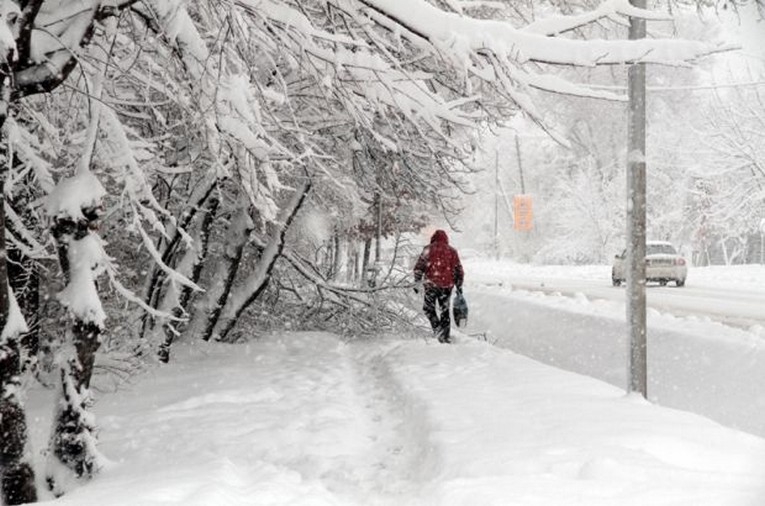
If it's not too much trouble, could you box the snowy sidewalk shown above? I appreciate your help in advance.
[387,337,765,505]
[31,332,765,505]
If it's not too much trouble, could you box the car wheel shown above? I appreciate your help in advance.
[675,279,685,287]
[659,280,668,286]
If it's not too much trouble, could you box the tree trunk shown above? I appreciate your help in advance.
[8,252,39,372]
[48,324,101,486]
[0,73,38,505]
[47,211,105,494]
[8,179,42,374]
[141,176,218,338]
[361,237,371,286]
[332,233,342,281]
[158,191,219,362]
[0,204,38,506]
[0,339,37,505]
[194,200,255,342]
[212,181,311,342]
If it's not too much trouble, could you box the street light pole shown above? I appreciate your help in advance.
[627,0,648,398]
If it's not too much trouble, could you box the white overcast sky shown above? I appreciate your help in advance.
[720,3,765,73]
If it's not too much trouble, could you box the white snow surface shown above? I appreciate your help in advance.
[1,285,28,339]
[24,262,765,505]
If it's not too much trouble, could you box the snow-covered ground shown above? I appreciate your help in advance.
[22,261,765,505]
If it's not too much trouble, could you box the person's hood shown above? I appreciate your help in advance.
[430,229,449,245]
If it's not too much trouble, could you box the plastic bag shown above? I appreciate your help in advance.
[452,290,468,327]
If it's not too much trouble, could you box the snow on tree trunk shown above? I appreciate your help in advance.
[158,190,220,363]
[0,195,37,506]
[44,172,107,494]
[0,44,38,503]
[8,176,42,375]
[211,181,311,343]
[193,199,255,342]
[141,176,218,339]
[0,288,36,506]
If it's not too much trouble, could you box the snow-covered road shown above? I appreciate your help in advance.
[502,278,765,329]
[465,260,765,329]
[464,259,765,438]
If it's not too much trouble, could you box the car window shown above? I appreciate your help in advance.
[647,243,677,255]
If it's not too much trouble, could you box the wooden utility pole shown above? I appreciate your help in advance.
[627,0,648,398]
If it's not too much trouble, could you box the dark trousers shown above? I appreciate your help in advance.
[423,285,452,343]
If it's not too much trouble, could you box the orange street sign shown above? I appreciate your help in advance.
[513,195,533,231]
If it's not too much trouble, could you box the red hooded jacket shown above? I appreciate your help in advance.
[414,230,464,289]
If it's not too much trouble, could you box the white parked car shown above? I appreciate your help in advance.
[612,241,687,287]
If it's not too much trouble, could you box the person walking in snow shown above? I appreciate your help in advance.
[413,229,464,343]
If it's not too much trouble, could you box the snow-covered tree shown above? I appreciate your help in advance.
[460,2,751,264]
[44,172,107,492]
[692,82,765,264]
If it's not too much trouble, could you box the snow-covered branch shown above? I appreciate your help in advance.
[357,0,726,67]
